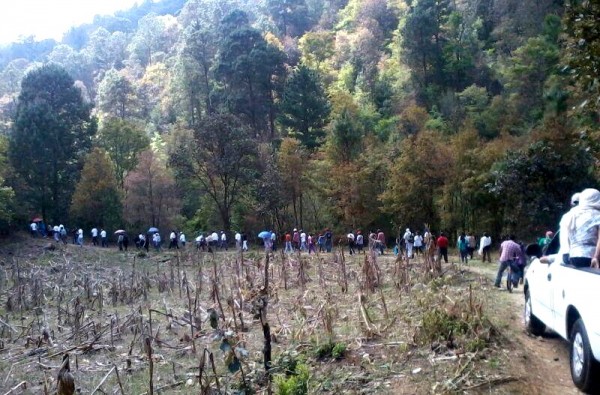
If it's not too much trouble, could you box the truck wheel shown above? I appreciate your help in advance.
[570,319,600,393]
[524,289,545,336]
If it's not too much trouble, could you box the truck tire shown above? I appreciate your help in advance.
[524,289,545,336]
[570,319,600,393]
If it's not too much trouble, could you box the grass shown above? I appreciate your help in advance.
[0,237,521,394]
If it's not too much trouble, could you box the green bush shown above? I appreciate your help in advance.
[275,363,309,395]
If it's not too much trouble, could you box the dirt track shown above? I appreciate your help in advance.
[467,262,581,394]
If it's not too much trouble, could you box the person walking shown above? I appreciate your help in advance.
[494,235,522,288]
[242,232,248,251]
[91,227,98,246]
[285,232,293,253]
[179,232,186,248]
[325,228,333,253]
[413,231,423,256]
[235,231,242,250]
[77,228,83,246]
[300,230,307,252]
[169,231,178,249]
[437,232,449,263]
[30,221,38,237]
[376,229,385,255]
[117,233,124,251]
[220,231,227,250]
[292,229,300,251]
[466,233,476,259]
[270,231,276,251]
[403,228,414,258]
[479,233,492,263]
[100,229,108,247]
[347,231,355,255]
[317,233,325,252]
[356,230,364,254]
[308,234,315,254]
[457,233,469,264]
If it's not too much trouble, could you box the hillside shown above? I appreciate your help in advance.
[0,0,598,242]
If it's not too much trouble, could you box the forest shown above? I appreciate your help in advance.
[0,0,599,241]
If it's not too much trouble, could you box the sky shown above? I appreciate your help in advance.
[0,0,141,45]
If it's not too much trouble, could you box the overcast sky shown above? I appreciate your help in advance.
[0,0,141,45]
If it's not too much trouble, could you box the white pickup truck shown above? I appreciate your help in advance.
[524,235,600,393]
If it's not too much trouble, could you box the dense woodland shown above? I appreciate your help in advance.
[0,0,598,242]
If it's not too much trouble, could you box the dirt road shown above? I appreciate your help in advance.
[468,261,581,394]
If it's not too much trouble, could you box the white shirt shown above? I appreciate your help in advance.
[179,233,186,242]
[271,232,276,240]
[347,233,355,241]
[30,222,37,231]
[78,229,83,236]
[403,231,413,244]
[211,232,218,240]
[54,225,60,232]
[235,232,241,241]
[139,234,145,241]
[91,228,98,237]
[567,208,600,259]
[559,209,575,257]
[195,235,202,242]
[101,230,107,238]
[221,233,226,241]
[300,232,306,242]
[356,234,363,245]
[414,235,423,247]
[170,232,176,240]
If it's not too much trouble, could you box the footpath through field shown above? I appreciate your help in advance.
[464,260,581,394]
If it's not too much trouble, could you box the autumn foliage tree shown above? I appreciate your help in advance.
[170,113,256,231]
[70,148,122,229]
[124,149,180,230]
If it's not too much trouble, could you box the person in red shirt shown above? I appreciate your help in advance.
[437,232,449,263]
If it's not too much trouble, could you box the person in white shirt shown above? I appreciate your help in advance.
[169,231,178,249]
[403,228,414,258]
[220,231,227,250]
[347,231,355,255]
[413,232,423,255]
[179,232,186,248]
[479,233,492,262]
[139,233,146,249]
[235,232,242,250]
[300,231,307,251]
[558,192,581,264]
[242,232,249,251]
[100,229,108,247]
[77,228,83,246]
[30,222,38,237]
[211,232,218,249]
[91,227,98,246]
[53,225,60,242]
[356,231,364,254]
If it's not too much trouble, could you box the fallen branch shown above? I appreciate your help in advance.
[90,366,115,394]
[3,381,27,395]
